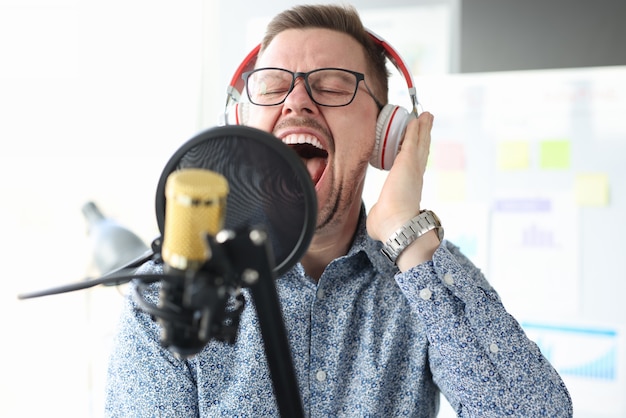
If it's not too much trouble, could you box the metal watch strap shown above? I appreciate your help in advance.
[381,210,444,264]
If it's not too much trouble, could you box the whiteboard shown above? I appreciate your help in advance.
[364,65,626,417]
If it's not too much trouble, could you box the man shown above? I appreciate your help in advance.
[106,4,572,417]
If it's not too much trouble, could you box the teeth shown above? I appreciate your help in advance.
[282,134,324,150]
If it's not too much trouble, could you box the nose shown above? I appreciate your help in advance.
[281,77,317,116]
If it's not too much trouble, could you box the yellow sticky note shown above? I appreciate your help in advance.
[540,140,571,169]
[436,171,466,202]
[576,173,610,207]
[497,141,530,170]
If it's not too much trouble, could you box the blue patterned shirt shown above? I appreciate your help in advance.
[105,212,572,417]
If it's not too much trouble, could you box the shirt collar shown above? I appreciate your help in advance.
[281,203,398,282]
[346,204,399,277]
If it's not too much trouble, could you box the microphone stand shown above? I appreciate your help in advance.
[215,226,304,418]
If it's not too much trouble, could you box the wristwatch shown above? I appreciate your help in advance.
[381,210,444,264]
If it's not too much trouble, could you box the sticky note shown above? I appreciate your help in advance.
[433,141,466,171]
[497,141,530,170]
[540,140,571,169]
[436,171,466,202]
[575,173,610,207]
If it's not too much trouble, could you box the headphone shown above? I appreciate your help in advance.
[220,29,419,171]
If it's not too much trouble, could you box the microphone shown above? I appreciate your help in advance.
[148,127,311,415]
[156,168,231,357]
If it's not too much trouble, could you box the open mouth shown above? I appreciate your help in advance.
[282,134,328,185]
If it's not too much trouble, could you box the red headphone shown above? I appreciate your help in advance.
[220,29,419,171]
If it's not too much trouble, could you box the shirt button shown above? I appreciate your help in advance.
[315,370,327,382]
[443,273,454,285]
[316,287,325,300]
[489,343,500,353]
[419,288,432,300]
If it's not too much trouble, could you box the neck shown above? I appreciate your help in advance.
[301,204,362,281]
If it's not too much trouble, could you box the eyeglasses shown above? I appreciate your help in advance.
[242,67,383,108]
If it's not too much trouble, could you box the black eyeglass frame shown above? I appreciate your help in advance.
[241,67,384,110]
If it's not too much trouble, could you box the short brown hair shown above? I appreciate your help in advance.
[260,4,389,104]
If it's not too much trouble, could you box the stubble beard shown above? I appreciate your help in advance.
[314,158,369,234]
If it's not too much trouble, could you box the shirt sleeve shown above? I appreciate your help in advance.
[105,264,199,418]
[394,241,573,417]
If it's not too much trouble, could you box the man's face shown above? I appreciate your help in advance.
[246,28,380,233]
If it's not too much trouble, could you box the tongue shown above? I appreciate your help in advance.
[304,157,327,184]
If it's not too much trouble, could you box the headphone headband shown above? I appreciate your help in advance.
[226,44,261,107]
[225,28,418,113]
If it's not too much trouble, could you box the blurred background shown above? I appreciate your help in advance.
[1,0,625,416]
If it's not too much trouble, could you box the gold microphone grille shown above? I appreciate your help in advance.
[162,168,229,270]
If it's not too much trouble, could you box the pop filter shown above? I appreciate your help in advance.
[155,125,317,277]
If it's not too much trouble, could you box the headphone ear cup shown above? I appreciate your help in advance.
[220,102,250,126]
[371,104,411,170]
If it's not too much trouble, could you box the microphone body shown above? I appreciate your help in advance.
[158,168,229,357]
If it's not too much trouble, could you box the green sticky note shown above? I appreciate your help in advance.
[540,140,571,169]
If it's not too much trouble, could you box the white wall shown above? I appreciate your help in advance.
[0,1,215,416]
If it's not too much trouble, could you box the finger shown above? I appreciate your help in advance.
[416,112,434,163]
[398,111,434,169]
